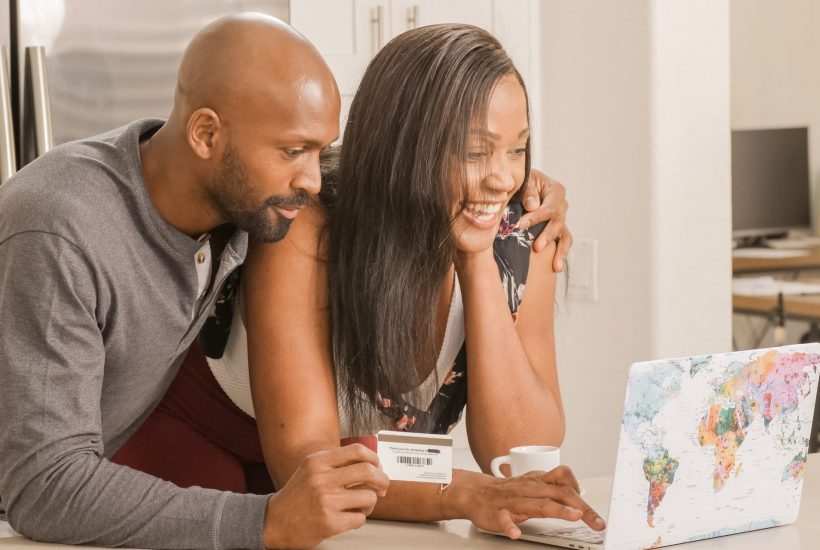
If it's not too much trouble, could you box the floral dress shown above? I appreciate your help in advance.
[200,201,545,436]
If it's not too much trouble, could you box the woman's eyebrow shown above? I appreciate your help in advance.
[469,127,531,140]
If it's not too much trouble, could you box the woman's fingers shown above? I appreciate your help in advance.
[496,509,522,540]
[495,468,606,531]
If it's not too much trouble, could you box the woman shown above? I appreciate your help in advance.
[114,24,605,538]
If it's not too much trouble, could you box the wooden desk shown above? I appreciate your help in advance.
[733,291,820,324]
[3,455,820,549]
[732,249,820,342]
[733,245,820,274]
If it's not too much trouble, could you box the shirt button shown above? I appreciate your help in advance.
[197,251,206,264]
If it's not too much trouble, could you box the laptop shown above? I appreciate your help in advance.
[482,343,820,550]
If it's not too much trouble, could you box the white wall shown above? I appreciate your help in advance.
[541,0,732,478]
[730,0,820,233]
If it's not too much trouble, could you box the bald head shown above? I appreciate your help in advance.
[173,13,338,126]
[141,13,340,241]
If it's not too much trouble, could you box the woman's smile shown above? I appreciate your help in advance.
[462,201,504,229]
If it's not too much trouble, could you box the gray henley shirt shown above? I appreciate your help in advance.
[0,119,269,549]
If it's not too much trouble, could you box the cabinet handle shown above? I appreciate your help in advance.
[0,46,16,184]
[22,46,53,166]
[407,5,419,30]
[371,5,384,55]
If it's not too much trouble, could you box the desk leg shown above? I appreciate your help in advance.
[800,323,820,344]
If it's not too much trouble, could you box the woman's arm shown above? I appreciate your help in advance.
[242,207,459,521]
[242,205,461,521]
[243,203,341,486]
[458,240,563,472]
[242,205,462,519]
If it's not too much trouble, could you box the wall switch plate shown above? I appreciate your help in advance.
[568,238,598,302]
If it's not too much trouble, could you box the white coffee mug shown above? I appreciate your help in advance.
[490,445,560,477]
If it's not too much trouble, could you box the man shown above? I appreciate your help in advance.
[0,13,388,550]
[0,13,571,550]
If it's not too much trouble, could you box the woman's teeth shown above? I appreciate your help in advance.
[465,202,501,222]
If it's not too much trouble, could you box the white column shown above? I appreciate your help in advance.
[649,0,732,358]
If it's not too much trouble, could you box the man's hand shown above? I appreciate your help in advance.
[262,444,389,549]
[444,466,605,540]
[519,169,573,272]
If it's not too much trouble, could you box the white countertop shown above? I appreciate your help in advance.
[2,454,820,549]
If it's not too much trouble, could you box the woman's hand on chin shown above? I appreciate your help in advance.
[442,467,606,540]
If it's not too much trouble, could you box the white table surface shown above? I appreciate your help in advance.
[2,454,820,549]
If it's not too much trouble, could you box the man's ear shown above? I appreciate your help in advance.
[186,108,222,160]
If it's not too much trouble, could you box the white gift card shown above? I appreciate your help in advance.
[377,430,453,484]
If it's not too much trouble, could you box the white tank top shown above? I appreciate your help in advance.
[207,277,465,437]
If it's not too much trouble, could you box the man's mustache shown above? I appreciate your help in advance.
[265,190,309,210]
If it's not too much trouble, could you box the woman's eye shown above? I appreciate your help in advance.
[510,147,526,158]
[466,151,489,161]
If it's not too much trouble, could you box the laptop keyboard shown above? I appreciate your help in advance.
[537,525,606,544]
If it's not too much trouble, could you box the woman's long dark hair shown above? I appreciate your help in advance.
[324,24,531,432]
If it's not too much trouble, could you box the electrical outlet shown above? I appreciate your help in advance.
[568,238,598,302]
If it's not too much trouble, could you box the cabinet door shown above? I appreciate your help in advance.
[387,1,531,87]
[290,0,389,128]
[388,0,493,36]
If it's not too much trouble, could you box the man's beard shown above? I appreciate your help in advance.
[207,145,309,243]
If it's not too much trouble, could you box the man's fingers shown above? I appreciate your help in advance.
[520,202,562,230]
[519,211,545,233]
[523,195,540,212]
[314,443,381,469]
[337,462,390,494]
[532,222,558,253]
[327,511,369,536]
[331,488,380,515]
[553,229,572,272]
[521,176,542,213]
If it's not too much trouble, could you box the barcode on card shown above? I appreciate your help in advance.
[396,456,433,466]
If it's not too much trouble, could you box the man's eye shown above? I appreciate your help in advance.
[284,148,305,157]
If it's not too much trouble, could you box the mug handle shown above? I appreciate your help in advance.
[490,455,511,477]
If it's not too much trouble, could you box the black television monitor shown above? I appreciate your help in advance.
[731,127,811,239]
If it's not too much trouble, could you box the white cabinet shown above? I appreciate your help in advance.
[290,0,541,145]
[388,1,494,35]
[289,0,384,100]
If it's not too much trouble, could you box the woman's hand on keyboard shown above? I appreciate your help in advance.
[441,467,606,540]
